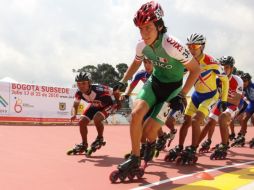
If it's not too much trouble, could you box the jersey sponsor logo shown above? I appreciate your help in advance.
[152,60,173,69]
[167,37,183,52]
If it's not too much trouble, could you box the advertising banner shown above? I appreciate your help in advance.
[0,81,86,124]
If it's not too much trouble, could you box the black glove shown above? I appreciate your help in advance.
[219,101,227,112]
[113,81,127,91]
[169,93,187,111]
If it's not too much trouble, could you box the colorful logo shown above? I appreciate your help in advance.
[59,102,66,111]
[14,97,22,113]
[0,95,8,107]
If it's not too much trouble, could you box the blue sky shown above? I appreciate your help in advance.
[0,0,253,87]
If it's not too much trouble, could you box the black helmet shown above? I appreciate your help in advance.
[235,70,244,76]
[219,56,235,67]
[241,73,252,81]
[75,72,91,82]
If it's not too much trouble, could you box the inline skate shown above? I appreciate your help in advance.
[249,138,254,148]
[229,133,236,141]
[199,139,212,153]
[143,141,156,169]
[86,136,106,156]
[109,155,144,183]
[210,143,229,160]
[124,143,146,160]
[164,145,183,162]
[154,133,169,157]
[176,146,198,165]
[231,133,245,147]
[66,142,88,155]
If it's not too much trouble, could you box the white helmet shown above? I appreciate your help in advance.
[187,33,206,45]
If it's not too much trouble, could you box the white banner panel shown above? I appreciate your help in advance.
[0,81,86,123]
[10,83,75,118]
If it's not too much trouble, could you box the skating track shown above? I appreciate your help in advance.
[0,124,254,190]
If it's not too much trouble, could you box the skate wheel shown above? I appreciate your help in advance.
[109,170,119,183]
[103,142,106,146]
[210,153,215,160]
[127,172,135,180]
[66,150,73,155]
[164,155,170,162]
[241,143,245,147]
[176,157,182,165]
[164,153,176,162]
[220,155,225,160]
[136,168,144,179]
[119,174,126,182]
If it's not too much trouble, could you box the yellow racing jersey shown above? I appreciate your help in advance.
[194,54,229,101]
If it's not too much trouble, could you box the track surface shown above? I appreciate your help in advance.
[0,125,253,190]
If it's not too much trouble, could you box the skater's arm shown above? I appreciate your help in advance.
[71,102,79,121]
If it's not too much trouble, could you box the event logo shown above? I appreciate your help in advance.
[14,97,22,113]
[0,95,8,107]
[59,102,66,111]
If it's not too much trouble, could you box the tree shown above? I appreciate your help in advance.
[116,63,128,80]
[73,63,128,87]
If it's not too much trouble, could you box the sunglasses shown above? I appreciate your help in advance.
[187,44,202,50]
[77,81,89,85]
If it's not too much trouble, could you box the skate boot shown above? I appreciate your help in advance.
[86,136,106,156]
[143,141,156,168]
[176,145,198,165]
[199,139,212,153]
[167,129,177,147]
[249,138,254,148]
[164,145,183,162]
[229,133,236,141]
[124,143,146,160]
[210,143,229,160]
[66,142,88,155]
[109,155,144,183]
[154,133,168,157]
[231,133,245,147]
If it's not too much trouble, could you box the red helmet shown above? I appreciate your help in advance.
[134,1,164,27]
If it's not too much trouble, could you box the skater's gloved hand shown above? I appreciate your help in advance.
[113,81,128,92]
[169,92,187,110]
[219,101,227,112]
[119,93,129,101]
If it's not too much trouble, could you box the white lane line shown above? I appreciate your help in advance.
[237,181,254,190]
[130,161,254,190]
